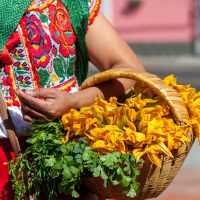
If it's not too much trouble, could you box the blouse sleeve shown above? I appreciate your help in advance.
[88,0,101,25]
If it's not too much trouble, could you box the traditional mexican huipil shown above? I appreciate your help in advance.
[0,0,101,137]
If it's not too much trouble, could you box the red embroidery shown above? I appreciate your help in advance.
[48,2,76,57]
[1,0,101,107]
[0,32,20,65]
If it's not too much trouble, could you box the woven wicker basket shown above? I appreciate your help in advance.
[80,68,195,200]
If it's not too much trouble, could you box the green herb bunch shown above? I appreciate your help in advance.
[10,121,142,200]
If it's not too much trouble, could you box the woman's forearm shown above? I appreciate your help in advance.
[72,65,144,110]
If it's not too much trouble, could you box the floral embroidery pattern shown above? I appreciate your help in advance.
[20,14,52,70]
[48,1,76,57]
[1,0,101,106]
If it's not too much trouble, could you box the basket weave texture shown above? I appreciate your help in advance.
[80,68,195,200]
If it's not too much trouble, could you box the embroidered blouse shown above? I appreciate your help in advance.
[0,0,101,137]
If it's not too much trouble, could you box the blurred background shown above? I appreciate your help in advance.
[89,0,200,199]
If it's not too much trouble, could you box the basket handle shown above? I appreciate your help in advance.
[80,67,190,125]
[0,90,21,155]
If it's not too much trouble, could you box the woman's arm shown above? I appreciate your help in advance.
[87,13,144,72]
[17,13,144,122]
[72,12,144,107]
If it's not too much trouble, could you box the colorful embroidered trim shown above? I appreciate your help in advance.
[88,0,101,25]
[27,0,55,12]
[53,76,77,92]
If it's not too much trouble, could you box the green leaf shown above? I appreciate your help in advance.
[93,165,108,181]
[101,152,121,167]
[82,150,92,161]
[121,176,131,188]
[111,179,120,186]
[62,166,73,179]
[93,165,101,177]
[63,155,74,165]
[44,156,56,167]
[59,145,72,154]
[67,56,75,76]
[103,179,108,188]
[69,166,78,175]
[37,69,50,87]
[80,143,86,150]
[109,172,119,185]
[117,167,123,175]
[53,160,63,170]
[126,186,137,198]
[100,168,108,181]
[51,170,60,179]
[75,154,82,164]
[53,57,65,78]
[123,165,130,174]
[72,190,79,198]
[79,137,88,145]
[52,139,62,145]
[73,144,84,154]
[88,161,97,172]
[40,14,48,23]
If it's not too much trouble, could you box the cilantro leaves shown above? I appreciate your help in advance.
[10,121,142,199]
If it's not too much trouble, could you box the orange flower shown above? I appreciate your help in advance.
[61,75,198,167]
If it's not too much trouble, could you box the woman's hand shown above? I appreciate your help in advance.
[16,88,77,122]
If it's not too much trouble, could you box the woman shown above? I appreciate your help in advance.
[0,0,144,199]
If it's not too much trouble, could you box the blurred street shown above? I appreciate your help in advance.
[141,55,200,91]
[89,54,200,89]
[88,54,200,200]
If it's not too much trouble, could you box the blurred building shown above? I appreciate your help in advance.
[101,0,199,55]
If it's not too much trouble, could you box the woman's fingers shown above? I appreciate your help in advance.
[17,90,42,104]
[21,106,33,123]
[31,88,57,98]
[16,88,72,121]
[23,114,33,123]
[17,91,50,113]
[21,103,52,121]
